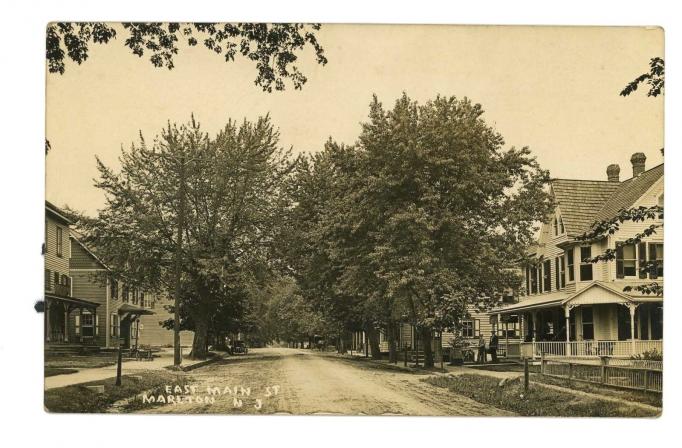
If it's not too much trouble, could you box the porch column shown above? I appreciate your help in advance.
[63,305,70,343]
[45,299,52,342]
[629,304,637,356]
[532,311,538,359]
[564,305,571,356]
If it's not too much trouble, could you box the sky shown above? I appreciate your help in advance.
[46,24,664,215]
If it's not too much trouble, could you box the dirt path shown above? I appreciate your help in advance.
[135,348,512,416]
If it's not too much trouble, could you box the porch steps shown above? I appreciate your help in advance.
[45,344,101,356]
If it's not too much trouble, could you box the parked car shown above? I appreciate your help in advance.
[230,340,248,355]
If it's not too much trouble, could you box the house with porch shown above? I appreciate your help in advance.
[69,233,194,349]
[494,153,663,360]
[44,201,100,346]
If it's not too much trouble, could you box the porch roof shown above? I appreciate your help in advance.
[117,303,154,316]
[45,293,99,309]
[495,281,663,314]
[495,291,567,313]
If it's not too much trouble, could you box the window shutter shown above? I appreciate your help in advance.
[75,315,81,335]
[95,314,99,336]
[474,319,481,337]
[638,242,647,279]
[649,244,658,279]
[555,258,560,290]
[616,245,624,279]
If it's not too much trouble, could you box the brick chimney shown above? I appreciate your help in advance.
[607,164,620,182]
[631,152,646,177]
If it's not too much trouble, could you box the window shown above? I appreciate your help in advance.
[80,311,94,338]
[649,243,663,278]
[44,269,50,290]
[552,217,558,236]
[559,216,565,234]
[122,286,129,303]
[579,246,593,281]
[461,319,480,338]
[132,288,138,305]
[559,256,566,288]
[530,265,538,294]
[110,314,120,337]
[566,249,575,282]
[616,243,638,278]
[110,280,118,300]
[617,306,639,340]
[555,258,560,290]
[582,307,594,340]
[543,259,551,292]
[56,226,63,257]
[53,271,59,288]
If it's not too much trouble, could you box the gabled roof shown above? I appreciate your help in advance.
[70,233,110,270]
[45,200,72,225]
[592,163,663,223]
[550,180,621,237]
[550,163,664,237]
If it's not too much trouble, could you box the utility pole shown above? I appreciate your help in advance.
[173,152,186,366]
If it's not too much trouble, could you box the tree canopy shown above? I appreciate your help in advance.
[620,57,664,98]
[72,115,296,358]
[283,94,554,365]
[46,22,327,92]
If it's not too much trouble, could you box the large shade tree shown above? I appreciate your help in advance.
[286,94,554,366]
[73,116,295,358]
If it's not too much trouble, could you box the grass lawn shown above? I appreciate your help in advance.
[45,353,123,369]
[45,371,190,413]
[466,363,539,373]
[424,374,660,417]
[45,367,78,377]
[532,373,662,408]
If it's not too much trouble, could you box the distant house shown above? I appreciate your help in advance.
[44,201,100,345]
[494,153,663,359]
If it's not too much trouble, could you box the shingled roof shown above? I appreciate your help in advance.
[592,163,664,223]
[551,179,621,237]
[550,163,664,237]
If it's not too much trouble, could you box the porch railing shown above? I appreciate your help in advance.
[520,340,662,359]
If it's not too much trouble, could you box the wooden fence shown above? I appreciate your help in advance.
[539,356,662,393]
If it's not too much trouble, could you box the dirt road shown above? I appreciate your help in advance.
[137,347,512,416]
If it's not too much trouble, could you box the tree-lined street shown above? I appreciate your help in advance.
[140,347,511,416]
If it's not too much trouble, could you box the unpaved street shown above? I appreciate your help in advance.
[138,348,512,416]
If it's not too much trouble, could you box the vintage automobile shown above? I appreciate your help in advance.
[230,340,248,355]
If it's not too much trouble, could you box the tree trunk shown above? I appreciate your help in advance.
[189,317,209,360]
[365,324,382,360]
[387,321,398,363]
[337,336,346,354]
[421,327,434,368]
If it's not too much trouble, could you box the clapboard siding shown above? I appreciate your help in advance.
[138,297,194,347]
[44,215,70,290]
[69,239,104,269]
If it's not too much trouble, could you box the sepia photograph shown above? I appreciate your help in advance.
[42,22,664,417]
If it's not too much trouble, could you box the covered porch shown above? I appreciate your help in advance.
[496,283,662,360]
[116,303,155,349]
[44,293,99,344]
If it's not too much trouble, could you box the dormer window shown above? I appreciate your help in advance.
[552,217,558,236]
[559,216,565,234]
